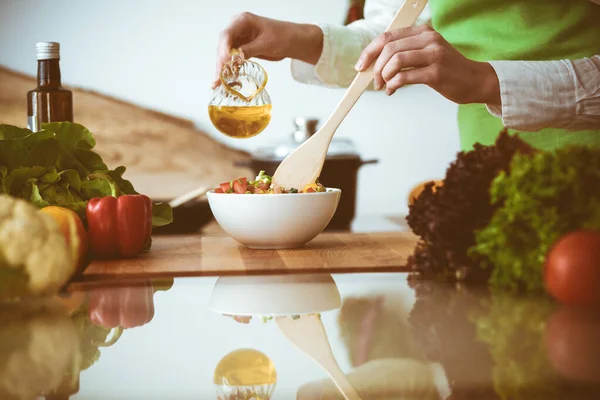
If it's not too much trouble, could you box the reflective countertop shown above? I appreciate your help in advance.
[2,272,600,400]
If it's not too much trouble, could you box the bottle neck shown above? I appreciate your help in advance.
[37,59,62,88]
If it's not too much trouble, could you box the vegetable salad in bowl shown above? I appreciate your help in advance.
[206,173,340,249]
[215,171,326,194]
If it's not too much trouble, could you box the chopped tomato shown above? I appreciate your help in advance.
[219,182,231,192]
[216,174,324,195]
[219,177,247,193]
[233,178,248,194]
[303,183,319,193]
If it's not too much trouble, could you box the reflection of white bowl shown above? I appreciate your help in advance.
[206,189,341,249]
[209,274,341,316]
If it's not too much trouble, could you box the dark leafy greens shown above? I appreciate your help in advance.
[0,122,172,227]
[406,130,534,282]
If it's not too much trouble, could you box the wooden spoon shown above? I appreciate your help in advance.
[276,315,362,400]
[273,0,429,191]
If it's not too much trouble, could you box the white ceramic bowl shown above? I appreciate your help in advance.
[209,274,342,316]
[206,188,341,249]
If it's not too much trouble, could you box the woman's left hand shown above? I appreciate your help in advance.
[355,25,501,105]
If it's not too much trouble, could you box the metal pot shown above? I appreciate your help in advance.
[235,117,377,231]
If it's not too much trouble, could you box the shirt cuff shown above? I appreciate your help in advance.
[486,60,577,132]
[291,22,369,88]
[291,23,335,87]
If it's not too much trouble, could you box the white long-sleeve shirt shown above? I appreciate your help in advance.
[290,0,600,133]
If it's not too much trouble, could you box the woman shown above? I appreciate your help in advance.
[214,0,600,151]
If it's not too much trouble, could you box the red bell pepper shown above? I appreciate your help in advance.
[86,175,152,258]
[88,280,155,329]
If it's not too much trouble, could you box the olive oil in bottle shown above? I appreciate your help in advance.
[208,104,272,139]
[27,42,73,131]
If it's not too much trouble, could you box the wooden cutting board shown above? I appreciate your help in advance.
[81,232,418,280]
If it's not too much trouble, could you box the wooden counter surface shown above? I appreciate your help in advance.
[82,231,418,281]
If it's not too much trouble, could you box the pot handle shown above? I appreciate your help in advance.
[234,160,253,168]
[360,159,379,166]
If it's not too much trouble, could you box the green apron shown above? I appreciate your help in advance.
[429,0,600,151]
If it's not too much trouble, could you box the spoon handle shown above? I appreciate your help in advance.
[316,0,429,142]
[276,315,363,399]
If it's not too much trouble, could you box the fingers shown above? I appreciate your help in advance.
[355,24,431,72]
[380,52,414,82]
[214,27,236,88]
[238,39,266,62]
[385,64,441,95]
[213,34,233,89]
[373,37,433,89]
[213,40,266,89]
[213,12,257,88]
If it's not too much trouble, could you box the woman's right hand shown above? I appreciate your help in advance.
[214,12,323,88]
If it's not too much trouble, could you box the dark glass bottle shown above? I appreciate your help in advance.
[27,42,73,131]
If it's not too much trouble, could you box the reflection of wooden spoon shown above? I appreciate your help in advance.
[276,315,362,400]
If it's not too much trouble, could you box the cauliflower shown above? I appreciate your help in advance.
[0,195,75,298]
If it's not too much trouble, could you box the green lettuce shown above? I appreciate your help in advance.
[469,146,600,292]
[42,121,109,175]
[0,122,172,227]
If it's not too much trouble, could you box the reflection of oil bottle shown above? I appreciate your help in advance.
[27,42,73,132]
[214,348,277,399]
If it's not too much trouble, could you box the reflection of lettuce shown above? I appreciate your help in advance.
[70,306,112,371]
[473,292,600,399]
[474,293,554,399]
[0,123,171,227]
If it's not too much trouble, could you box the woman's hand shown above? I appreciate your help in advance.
[355,25,501,105]
[214,12,323,88]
